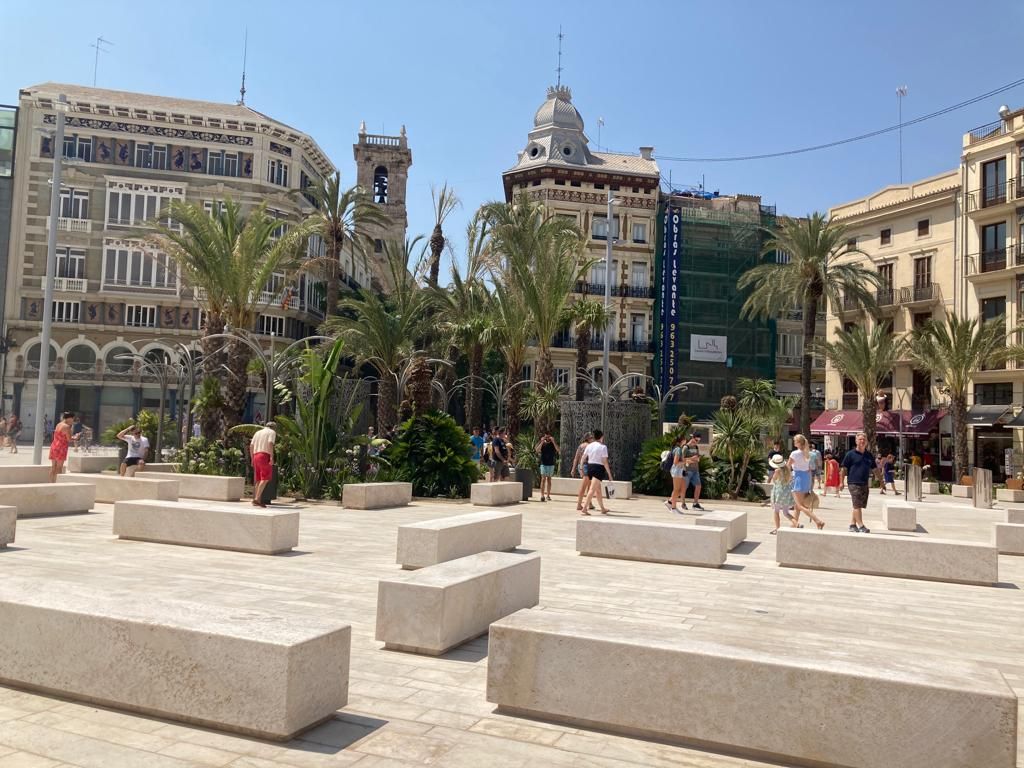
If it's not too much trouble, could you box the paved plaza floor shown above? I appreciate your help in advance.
[0,455,1022,767]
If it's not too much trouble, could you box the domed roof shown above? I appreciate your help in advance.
[533,85,584,132]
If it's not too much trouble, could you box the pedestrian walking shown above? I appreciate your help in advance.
[117,424,150,477]
[535,432,559,501]
[250,421,277,508]
[679,434,704,511]
[840,431,875,533]
[810,442,823,490]
[470,426,485,471]
[664,434,688,514]
[580,430,613,515]
[768,454,797,534]
[7,414,21,453]
[71,415,84,452]
[824,451,841,497]
[880,452,897,494]
[44,415,54,443]
[573,433,595,512]
[48,411,74,482]
[788,434,825,529]
[491,427,510,480]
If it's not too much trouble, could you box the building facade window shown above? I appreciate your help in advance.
[52,300,80,323]
[913,256,932,287]
[982,157,1007,206]
[59,189,89,220]
[631,261,647,288]
[632,222,647,243]
[124,304,157,328]
[135,143,169,170]
[981,295,1007,370]
[775,249,792,264]
[591,215,619,240]
[56,246,86,279]
[62,135,92,162]
[981,221,1007,271]
[880,228,892,246]
[917,219,930,237]
[103,243,177,291]
[974,382,1013,404]
[630,313,646,343]
[257,314,286,336]
[106,182,182,228]
[554,367,570,389]
[267,158,289,187]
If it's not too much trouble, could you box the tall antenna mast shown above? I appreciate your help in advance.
[238,28,249,106]
[90,36,113,87]
[896,85,908,183]
[556,26,564,87]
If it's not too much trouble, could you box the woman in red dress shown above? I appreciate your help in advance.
[48,411,74,482]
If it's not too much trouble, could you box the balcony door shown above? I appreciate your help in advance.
[982,157,1007,206]
[982,222,1007,272]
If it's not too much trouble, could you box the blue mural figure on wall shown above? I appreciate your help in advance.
[181,311,191,328]
[107,305,118,323]
[97,140,112,162]
[189,151,203,171]
[117,142,129,163]
[173,149,185,170]
[40,137,52,157]
[243,156,252,177]
[28,301,39,317]
[87,305,98,322]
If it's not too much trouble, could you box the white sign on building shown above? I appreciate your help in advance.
[690,334,727,363]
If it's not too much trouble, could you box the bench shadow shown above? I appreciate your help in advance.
[440,636,489,663]
[22,511,96,520]
[288,713,388,754]
[0,546,27,553]
[275,550,313,557]
[731,541,760,555]
[720,563,745,571]
[994,581,1020,590]
[914,524,929,533]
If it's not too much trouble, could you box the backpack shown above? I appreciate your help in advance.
[660,449,674,473]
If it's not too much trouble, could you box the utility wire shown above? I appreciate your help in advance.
[640,76,1024,163]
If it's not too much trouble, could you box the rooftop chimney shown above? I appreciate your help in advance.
[639,146,654,160]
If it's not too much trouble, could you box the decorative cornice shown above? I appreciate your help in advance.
[45,113,253,146]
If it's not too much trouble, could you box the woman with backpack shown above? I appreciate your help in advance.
[663,434,687,514]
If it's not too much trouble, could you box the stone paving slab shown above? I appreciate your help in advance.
[0,461,1021,767]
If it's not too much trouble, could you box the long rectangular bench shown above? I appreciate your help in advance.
[0,506,15,547]
[0,576,349,740]
[994,523,1024,555]
[694,510,747,550]
[58,473,179,503]
[138,463,178,472]
[396,510,521,569]
[471,481,522,506]
[1,483,94,517]
[342,481,412,510]
[548,476,632,499]
[114,500,299,554]
[486,608,1017,768]
[777,528,999,585]
[577,518,727,567]
[0,465,51,484]
[376,551,540,655]
[142,472,243,501]
[1007,509,1024,525]
[66,455,120,473]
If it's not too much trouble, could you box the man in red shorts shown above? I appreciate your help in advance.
[250,421,277,507]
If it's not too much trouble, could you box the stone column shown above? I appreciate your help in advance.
[132,387,142,415]
[12,382,22,416]
[904,464,922,502]
[92,385,103,432]
[973,468,994,509]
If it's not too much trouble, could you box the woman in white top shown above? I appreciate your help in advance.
[580,430,613,515]
[788,434,824,529]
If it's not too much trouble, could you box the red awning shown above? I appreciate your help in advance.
[809,410,863,434]
[875,410,945,436]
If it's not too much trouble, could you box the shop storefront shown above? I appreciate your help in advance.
[810,409,947,477]
[967,405,1013,483]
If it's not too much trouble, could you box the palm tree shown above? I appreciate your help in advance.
[484,193,589,386]
[153,199,312,430]
[302,172,390,317]
[324,238,433,429]
[427,183,461,288]
[435,213,492,428]
[711,407,764,497]
[561,299,613,401]
[905,312,1023,480]
[736,377,798,444]
[487,278,532,439]
[819,324,905,455]
[739,213,880,434]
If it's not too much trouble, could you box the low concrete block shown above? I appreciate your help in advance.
[58,473,179,503]
[342,482,412,510]
[0,506,15,547]
[777,528,998,586]
[577,518,727,567]
[397,510,522,569]
[881,501,917,532]
[1007,509,1024,524]
[162,473,243,502]
[1,483,94,518]
[376,551,540,655]
[114,500,299,555]
[486,608,1017,768]
[921,481,939,494]
[996,488,1024,503]
[695,510,747,550]
[994,523,1024,555]
[952,484,973,498]
[471,482,522,507]
[0,465,52,485]
[0,576,349,740]
[66,455,119,473]
[549,476,632,499]
[138,463,178,473]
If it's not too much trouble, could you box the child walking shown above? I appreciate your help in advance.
[824,451,841,497]
[769,454,798,534]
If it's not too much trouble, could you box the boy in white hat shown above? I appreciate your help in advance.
[768,453,795,534]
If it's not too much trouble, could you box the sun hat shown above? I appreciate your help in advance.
[768,453,786,469]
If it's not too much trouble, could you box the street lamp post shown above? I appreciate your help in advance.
[32,94,67,464]
[601,190,621,434]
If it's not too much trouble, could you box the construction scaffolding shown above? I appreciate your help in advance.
[654,192,776,421]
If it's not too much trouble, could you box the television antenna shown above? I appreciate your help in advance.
[90,35,113,87]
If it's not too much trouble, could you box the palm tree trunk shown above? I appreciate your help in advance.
[951,394,969,482]
[408,354,433,416]
[200,314,227,439]
[574,330,590,401]
[428,225,444,288]
[505,362,523,440]
[800,295,819,434]
[325,242,340,318]
[536,347,553,388]
[222,339,252,430]
[861,395,878,457]
[377,376,398,431]
[465,343,483,429]
[734,454,751,497]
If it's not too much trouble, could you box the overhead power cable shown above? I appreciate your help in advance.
[639,76,1024,163]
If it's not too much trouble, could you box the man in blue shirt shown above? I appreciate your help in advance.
[469,426,485,468]
[840,431,876,533]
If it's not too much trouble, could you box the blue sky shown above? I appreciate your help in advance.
[3,0,1022,270]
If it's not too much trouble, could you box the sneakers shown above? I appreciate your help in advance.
[680,502,689,511]
[540,496,547,503]
[848,524,858,533]
[664,499,674,512]
[693,502,704,511]
[857,525,871,534]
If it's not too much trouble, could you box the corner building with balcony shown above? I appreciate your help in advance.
[820,171,958,477]
[503,86,660,390]
[2,83,405,440]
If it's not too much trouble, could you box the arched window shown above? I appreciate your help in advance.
[373,165,389,204]
[65,344,97,373]
[25,341,60,371]
[104,345,134,374]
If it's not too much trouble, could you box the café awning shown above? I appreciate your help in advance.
[965,404,1012,428]
[874,410,945,436]
[809,410,862,434]
[1002,409,1024,428]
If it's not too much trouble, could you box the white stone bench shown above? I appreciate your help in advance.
[342,481,412,510]
[0,576,349,740]
[471,481,522,506]
[577,518,727,567]
[150,473,243,501]
[376,551,540,655]
[0,465,52,484]
[58,473,179,503]
[549,476,632,499]
[1,483,95,517]
[695,510,747,550]
[396,510,521,569]
[994,523,1024,555]
[1007,509,1024,525]
[996,488,1024,502]
[921,481,939,494]
[66,455,120,473]
[777,528,998,586]
[882,501,917,532]
[486,608,1017,768]
[0,506,15,547]
[952,484,973,498]
[114,500,299,555]
[137,463,178,473]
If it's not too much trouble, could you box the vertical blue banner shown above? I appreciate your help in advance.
[659,206,681,391]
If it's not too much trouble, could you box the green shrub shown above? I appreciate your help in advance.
[173,436,246,476]
[633,427,688,496]
[383,411,481,498]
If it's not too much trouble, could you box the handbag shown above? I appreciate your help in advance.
[604,483,615,499]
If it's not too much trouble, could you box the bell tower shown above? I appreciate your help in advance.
[353,122,412,283]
